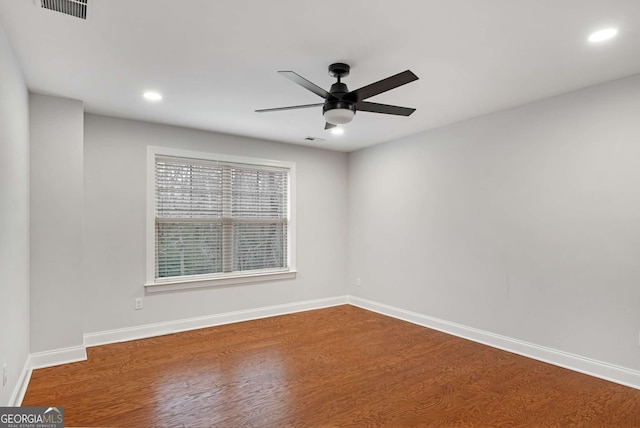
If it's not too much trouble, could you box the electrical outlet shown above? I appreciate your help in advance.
[3,363,7,387]
[135,298,143,310]
[356,277,361,287]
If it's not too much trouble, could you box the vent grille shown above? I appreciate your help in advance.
[40,0,88,19]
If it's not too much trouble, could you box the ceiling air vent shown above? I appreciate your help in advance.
[38,0,88,20]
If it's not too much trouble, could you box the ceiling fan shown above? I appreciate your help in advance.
[256,63,419,130]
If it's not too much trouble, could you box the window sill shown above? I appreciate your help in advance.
[145,270,297,293]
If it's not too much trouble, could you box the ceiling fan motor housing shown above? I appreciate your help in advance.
[323,79,356,125]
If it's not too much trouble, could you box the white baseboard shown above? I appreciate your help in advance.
[348,296,640,390]
[27,295,638,400]
[84,296,348,348]
[9,346,86,406]
[8,355,32,406]
[14,296,346,404]
[30,346,87,370]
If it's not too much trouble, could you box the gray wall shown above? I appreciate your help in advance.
[83,114,348,333]
[348,73,640,371]
[18,49,640,384]
[29,94,85,353]
[0,25,29,405]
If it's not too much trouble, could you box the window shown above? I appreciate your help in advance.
[146,147,296,291]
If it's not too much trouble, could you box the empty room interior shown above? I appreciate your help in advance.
[2,0,640,426]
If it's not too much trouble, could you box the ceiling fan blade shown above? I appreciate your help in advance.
[345,70,418,103]
[279,71,332,99]
[255,103,324,113]
[324,122,337,130]
[356,101,416,116]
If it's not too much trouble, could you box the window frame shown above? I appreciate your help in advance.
[145,146,296,292]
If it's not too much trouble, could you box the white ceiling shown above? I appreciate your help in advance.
[1,0,639,152]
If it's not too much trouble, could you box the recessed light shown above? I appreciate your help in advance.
[331,127,344,135]
[588,28,618,43]
[143,91,163,102]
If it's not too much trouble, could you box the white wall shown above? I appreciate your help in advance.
[0,24,30,405]
[30,94,84,353]
[83,114,348,334]
[348,73,640,371]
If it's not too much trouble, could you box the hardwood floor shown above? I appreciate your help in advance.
[23,305,640,427]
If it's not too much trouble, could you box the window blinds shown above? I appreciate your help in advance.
[155,156,289,280]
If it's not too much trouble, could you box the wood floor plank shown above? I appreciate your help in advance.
[23,305,640,427]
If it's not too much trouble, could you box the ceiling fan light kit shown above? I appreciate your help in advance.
[323,102,355,125]
[256,62,419,131]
